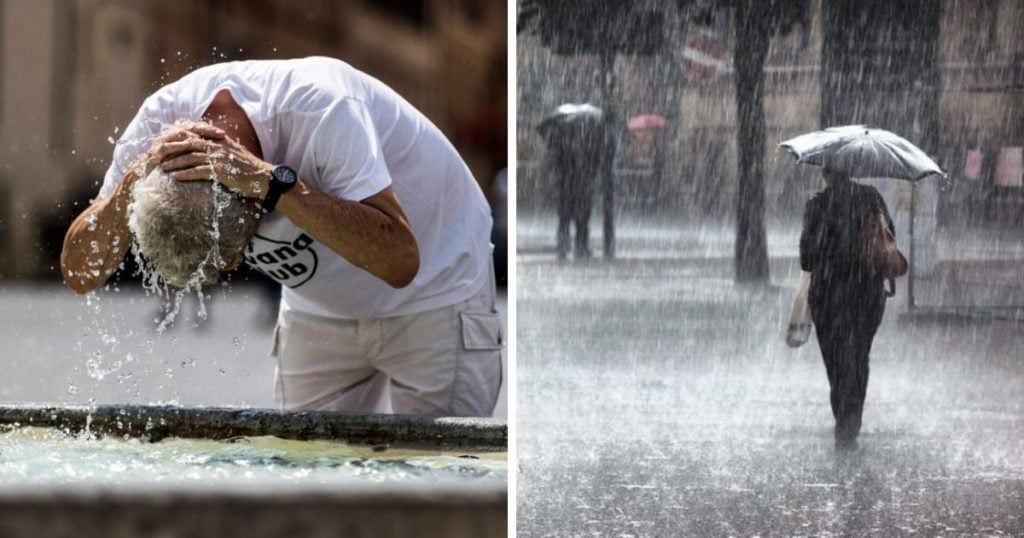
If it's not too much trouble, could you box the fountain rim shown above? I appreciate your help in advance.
[0,403,507,452]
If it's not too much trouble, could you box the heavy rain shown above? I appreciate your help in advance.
[516,0,1023,535]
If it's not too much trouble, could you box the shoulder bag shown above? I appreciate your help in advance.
[861,204,908,297]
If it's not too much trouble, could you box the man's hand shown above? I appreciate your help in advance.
[147,122,226,166]
[158,125,273,200]
[61,122,234,295]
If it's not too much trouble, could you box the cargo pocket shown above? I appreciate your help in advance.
[460,311,503,351]
[451,311,503,416]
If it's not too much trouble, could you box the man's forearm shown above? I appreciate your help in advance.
[60,167,142,294]
[276,180,420,288]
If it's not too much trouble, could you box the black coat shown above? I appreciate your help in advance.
[799,180,894,320]
[540,117,617,182]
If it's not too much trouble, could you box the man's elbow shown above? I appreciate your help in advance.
[386,244,420,289]
[59,254,88,295]
[67,280,95,295]
[60,253,105,295]
[61,267,97,295]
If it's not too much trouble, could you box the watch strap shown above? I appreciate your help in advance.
[263,165,296,212]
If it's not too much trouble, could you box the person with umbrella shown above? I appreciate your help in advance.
[539,103,617,260]
[782,125,942,449]
[625,113,669,206]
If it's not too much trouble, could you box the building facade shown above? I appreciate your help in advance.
[517,0,1024,222]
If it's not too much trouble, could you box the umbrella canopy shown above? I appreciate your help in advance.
[540,103,603,127]
[627,114,667,131]
[538,103,605,140]
[780,125,945,181]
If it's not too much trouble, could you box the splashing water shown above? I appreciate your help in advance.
[126,149,241,332]
[0,427,507,485]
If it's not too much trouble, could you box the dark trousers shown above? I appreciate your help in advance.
[811,295,884,444]
[557,170,593,259]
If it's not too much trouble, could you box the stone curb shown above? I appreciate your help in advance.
[0,404,507,451]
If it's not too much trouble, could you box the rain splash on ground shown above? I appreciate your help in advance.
[516,213,1024,536]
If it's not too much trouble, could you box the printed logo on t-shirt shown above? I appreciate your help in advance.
[244,233,318,288]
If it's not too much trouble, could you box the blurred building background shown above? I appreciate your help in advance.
[0,0,507,280]
[517,0,1024,224]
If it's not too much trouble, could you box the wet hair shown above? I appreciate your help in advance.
[127,166,261,289]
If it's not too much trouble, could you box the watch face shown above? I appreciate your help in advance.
[274,165,297,184]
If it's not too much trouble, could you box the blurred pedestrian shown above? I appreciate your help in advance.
[799,167,896,449]
[540,105,617,259]
[61,56,501,417]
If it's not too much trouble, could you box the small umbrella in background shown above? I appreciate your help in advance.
[780,125,945,181]
[538,103,604,133]
[627,113,667,132]
[537,103,607,151]
[537,103,609,156]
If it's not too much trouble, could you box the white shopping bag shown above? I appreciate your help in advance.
[785,271,812,348]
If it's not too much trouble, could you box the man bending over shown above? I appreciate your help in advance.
[61,57,502,417]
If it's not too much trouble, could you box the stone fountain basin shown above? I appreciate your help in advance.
[0,404,507,538]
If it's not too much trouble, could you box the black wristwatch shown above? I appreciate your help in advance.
[262,165,297,212]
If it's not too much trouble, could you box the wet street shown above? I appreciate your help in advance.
[0,281,507,419]
[517,214,1024,536]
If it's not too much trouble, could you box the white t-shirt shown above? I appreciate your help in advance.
[101,56,493,319]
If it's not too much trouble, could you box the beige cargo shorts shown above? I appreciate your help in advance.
[269,275,504,417]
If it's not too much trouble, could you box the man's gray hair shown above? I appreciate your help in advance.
[127,166,261,289]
